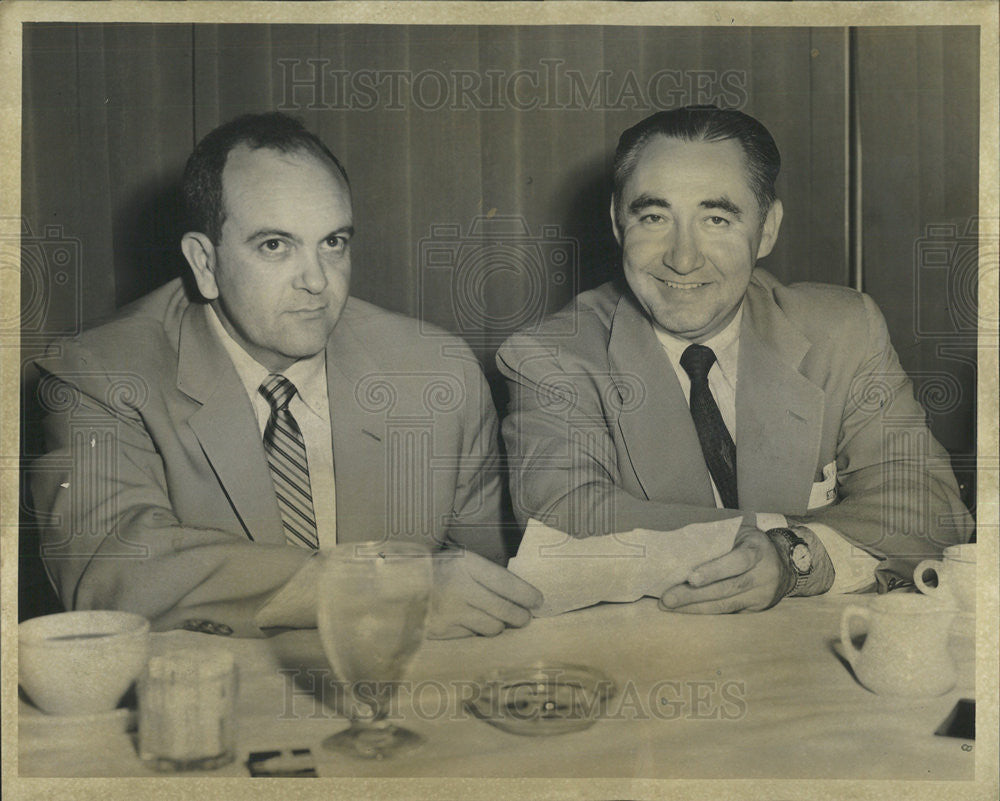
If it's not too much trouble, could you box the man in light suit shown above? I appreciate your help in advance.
[497,106,972,613]
[32,112,541,637]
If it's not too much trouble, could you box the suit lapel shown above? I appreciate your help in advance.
[608,292,716,507]
[735,278,824,515]
[324,312,387,545]
[176,303,284,544]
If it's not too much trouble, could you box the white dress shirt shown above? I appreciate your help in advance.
[208,307,337,548]
[652,305,876,593]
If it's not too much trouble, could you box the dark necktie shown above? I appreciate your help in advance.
[679,344,739,509]
[259,374,319,549]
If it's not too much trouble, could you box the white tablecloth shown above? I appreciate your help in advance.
[18,594,976,780]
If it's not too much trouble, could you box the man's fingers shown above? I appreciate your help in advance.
[426,623,473,640]
[660,595,756,615]
[463,582,533,628]
[460,553,544,609]
[660,573,754,609]
[429,551,543,638]
[449,606,506,637]
[686,543,758,587]
[661,528,785,615]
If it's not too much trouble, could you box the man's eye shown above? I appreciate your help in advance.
[640,213,665,224]
[707,216,730,226]
[260,239,288,253]
[324,235,348,250]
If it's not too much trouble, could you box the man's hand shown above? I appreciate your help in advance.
[658,522,790,614]
[427,550,544,638]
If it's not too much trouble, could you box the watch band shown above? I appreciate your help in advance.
[765,527,812,598]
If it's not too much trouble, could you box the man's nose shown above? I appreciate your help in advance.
[663,225,703,274]
[296,251,329,293]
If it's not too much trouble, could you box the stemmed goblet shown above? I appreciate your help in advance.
[317,541,434,759]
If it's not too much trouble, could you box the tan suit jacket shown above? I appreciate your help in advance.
[496,269,972,579]
[33,279,505,636]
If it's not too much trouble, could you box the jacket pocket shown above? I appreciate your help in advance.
[807,461,837,510]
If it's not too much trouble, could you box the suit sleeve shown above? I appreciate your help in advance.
[441,347,508,564]
[496,338,739,538]
[31,345,313,638]
[792,294,973,575]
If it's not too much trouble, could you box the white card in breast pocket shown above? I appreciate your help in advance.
[807,461,838,510]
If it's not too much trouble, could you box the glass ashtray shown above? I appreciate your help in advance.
[464,662,617,736]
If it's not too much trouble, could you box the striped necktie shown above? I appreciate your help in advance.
[259,374,319,549]
[680,344,739,509]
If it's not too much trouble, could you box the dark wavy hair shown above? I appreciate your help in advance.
[182,112,350,244]
[612,105,780,229]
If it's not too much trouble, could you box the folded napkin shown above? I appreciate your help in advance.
[508,517,742,617]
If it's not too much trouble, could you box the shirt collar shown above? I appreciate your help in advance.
[283,352,329,420]
[652,301,743,386]
[206,305,328,419]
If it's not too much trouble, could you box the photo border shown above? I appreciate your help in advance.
[2,2,997,800]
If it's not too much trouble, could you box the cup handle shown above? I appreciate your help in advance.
[914,560,944,597]
[840,605,870,669]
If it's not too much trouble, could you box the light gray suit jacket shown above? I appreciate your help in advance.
[496,269,972,579]
[32,279,505,636]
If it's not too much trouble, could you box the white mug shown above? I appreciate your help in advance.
[914,543,976,613]
[840,593,956,697]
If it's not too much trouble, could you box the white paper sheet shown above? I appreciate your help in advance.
[508,517,742,617]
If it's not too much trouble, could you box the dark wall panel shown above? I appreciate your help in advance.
[857,26,979,462]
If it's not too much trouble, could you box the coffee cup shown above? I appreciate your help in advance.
[840,593,956,697]
[19,610,151,715]
[914,543,976,613]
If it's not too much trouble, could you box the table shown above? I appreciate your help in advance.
[18,594,976,780]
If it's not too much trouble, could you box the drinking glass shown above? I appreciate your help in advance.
[317,541,434,759]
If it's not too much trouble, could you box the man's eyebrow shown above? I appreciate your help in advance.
[328,225,355,239]
[244,225,355,244]
[627,194,670,215]
[627,194,745,218]
[245,228,298,244]
[700,197,743,217]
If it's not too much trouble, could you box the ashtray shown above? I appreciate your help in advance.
[464,662,617,736]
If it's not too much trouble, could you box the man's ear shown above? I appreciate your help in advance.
[756,199,784,260]
[181,232,220,301]
[609,197,623,247]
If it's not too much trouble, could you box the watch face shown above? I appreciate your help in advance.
[791,543,812,573]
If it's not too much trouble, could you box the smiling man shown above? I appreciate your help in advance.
[497,106,972,612]
[32,112,541,637]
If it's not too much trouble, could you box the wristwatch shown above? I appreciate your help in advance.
[765,527,813,597]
